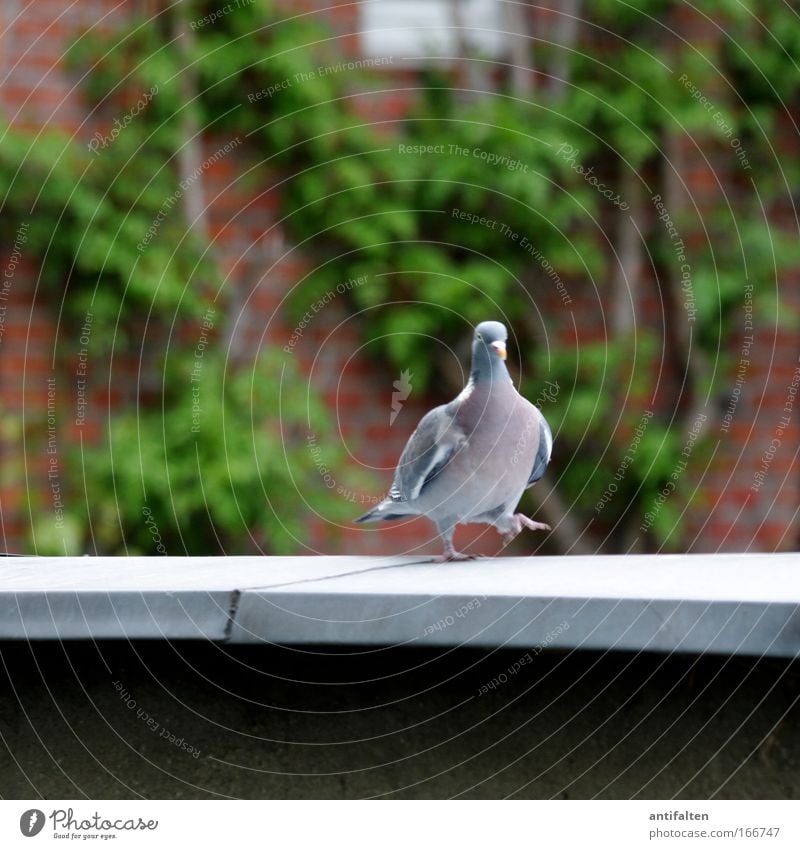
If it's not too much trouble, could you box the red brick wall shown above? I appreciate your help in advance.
[1,1,797,557]
[0,0,440,556]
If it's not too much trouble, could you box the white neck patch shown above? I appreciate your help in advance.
[454,378,475,403]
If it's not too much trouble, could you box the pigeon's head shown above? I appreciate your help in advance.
[473,320,508,362]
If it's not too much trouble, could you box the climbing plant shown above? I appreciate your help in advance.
[3,0,799,553]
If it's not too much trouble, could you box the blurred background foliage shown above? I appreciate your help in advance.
[1,0,799,553]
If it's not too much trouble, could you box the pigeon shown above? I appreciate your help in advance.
[355,320,553,561]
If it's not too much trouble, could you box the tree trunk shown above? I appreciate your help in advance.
[448,0,493,98]
[172,9,207,240]
[503,1,535,99]
[549,0,582,100]
[663,130,712,443]
[612,166,644,337]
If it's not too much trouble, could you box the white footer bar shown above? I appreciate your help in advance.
[3,800,796,848]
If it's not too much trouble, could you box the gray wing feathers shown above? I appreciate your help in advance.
[390,405,466,501]
[526,414,553,487]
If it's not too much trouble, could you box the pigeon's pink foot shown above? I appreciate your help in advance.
[432,551,478,563]
[501,513,551,545]
[517,514,551,532]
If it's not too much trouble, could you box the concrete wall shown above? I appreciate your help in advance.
[0,642,796,799]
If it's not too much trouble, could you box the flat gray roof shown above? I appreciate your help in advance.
[1,553,799,656]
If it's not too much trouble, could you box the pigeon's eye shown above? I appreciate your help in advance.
[476,333,483,340]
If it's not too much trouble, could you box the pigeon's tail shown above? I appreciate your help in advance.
[355,499,412,523]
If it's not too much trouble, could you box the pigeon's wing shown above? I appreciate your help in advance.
[526,413,553,487]
[390,404,467,502]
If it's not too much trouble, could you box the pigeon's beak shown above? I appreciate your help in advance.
[491,340,507,360]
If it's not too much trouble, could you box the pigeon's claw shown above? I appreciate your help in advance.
[502,513,551,545]
[516,514,551,533]
[432,551,480,563]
